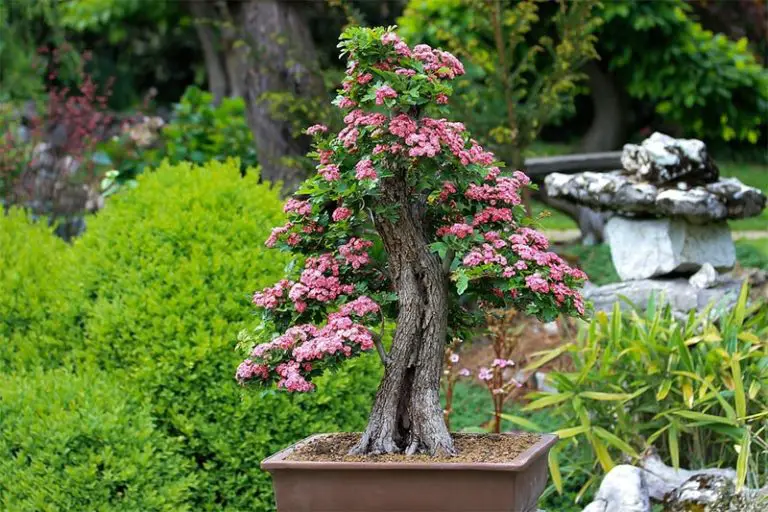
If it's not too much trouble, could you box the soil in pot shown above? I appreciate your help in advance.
[285,432,541,463]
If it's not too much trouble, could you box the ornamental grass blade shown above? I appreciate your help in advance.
[593,426,640,459]
[589,434,614,472]
[736,429,750,491]
[673,410,738,426]
[523,392,574,411]
[731,359,747,420]
[579,391,633,401]
[669,424,680,469]
[657,379,672,401]
[523,343,571,372]
[548,447,563,494]
[554,425,591,439]
[497,413,543,432]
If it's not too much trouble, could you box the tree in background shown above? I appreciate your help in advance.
[399,0,768,153]
[399,0,601,168]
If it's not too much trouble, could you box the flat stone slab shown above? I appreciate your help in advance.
[545,172,765,223]
[583,277,743,318]
[605,217,735,280]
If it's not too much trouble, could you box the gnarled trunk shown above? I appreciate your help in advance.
[351,169,455,456]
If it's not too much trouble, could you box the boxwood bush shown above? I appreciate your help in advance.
[68,159,383,510]
[0,369,195,511]
[0,209,83,370]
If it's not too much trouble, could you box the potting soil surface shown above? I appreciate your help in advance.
[285,432,541,463]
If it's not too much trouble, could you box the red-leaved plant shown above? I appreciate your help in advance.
[1,44,112,219]
[236,26,586,456]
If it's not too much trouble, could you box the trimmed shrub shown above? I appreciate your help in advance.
[0,209,83,370]
[0,369,195,511]
[71,159,382,510]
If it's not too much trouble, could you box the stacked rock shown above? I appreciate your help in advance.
[544,132,766,314]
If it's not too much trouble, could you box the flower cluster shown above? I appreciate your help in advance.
[338,238,373,269]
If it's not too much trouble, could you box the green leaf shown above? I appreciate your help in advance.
[579,391,634,402]
[731,359,747,420]
[548,447,563,494]
[736,429,750,491]
[523,392,574,411]
[593,427,639,458]
[672,410,737,426]
[657,379,672,401]
[498,414,543,432]
[554,425,590,439]
[669,424,680,469]
[523,344,572,372]
[455,272,469,295]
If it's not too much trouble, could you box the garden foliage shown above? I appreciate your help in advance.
[400,0,767,147]
[0,160,384,510]
[0,370,196,511]
[516,289,768,499]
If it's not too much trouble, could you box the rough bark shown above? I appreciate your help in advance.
[578,61,626,153]
[188,0,229,105]
[239,0,325,192]
[350,169,455,456]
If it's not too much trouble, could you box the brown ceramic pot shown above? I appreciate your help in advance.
[261,432,557,512]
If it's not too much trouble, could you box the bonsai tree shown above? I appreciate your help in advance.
[236,26,586,456]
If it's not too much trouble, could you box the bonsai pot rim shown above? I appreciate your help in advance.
[261,431,557,472]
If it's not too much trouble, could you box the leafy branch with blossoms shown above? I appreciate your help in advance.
[236,26,586,456]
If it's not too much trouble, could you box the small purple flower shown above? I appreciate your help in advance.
[478,367,493,381]
[458,368,471,377]
[449,353,460,363]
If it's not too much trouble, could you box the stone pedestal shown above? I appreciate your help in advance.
[604,217,735,281]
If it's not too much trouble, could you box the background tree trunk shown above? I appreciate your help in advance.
[351,169,455,456]
[578,61,626,153]
[239,0,325,192]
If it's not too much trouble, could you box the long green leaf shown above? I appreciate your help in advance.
[523,392,574,411]
[579,391,633,401]
[498,413,543,432]
[593,426,640,458]
[523,344,571,372]
[548,447,563,494]
[554,425,591,439]
[732,281,749,327]
[731,359,747,420]
[589,434,614,472]
[672,410,738,426]
[736,429,750,491]
[668,424,680,469]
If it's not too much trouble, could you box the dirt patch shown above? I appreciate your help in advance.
[285,432,541,463]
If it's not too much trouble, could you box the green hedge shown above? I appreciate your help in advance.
[69,159,382,510]
[0,210,83,370]
[0,369,195,511]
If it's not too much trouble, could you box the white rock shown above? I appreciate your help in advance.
[689,263,718,289]
[605,217,735,280]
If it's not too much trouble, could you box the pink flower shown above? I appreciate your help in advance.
[284,198,312,216]
[478,367,493,381]
[381,32,400,45]
[339,237,373,269]
[525,274,550,293]
[395,68,416,77]
[437,223,474,239]
[337,96,356,108]
[436,93,449,105]
[491,358,515,368]
[319,164,340,181]
[265,222,293,247]
[449,353,460,363]
[339,296,380,317]
[332,207,352,222]
[318,150,333,165]
[253,279,294,309]
[375,85,397,105]
[355,159,378,180]
[357,73,373,85]
[458,368,471,377]
[306,124,328,135]
[286,233,301,246]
